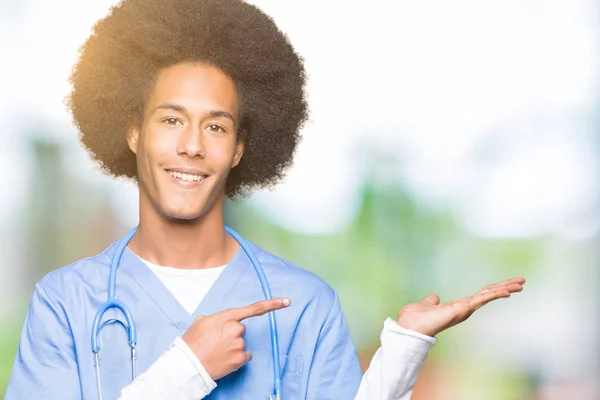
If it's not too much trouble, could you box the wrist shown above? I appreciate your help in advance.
[181,335,215,379]
[396,320,437,337]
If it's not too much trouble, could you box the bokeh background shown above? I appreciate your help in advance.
[1,0,600,398]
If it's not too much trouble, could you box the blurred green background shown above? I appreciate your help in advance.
[1,0,600,399]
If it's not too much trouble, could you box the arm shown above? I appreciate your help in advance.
[118,338,216,400]
[120,298,291,399]
[354,318,436,400]
[306,292,363,399]
[5,284,82,400]
[355,276,526,400]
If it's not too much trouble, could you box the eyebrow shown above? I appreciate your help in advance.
[154,103,236,124]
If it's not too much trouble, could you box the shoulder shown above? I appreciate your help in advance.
[248,242,339,310]
[37,241,116,297]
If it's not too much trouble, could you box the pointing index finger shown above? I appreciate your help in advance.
[226,298,291,321]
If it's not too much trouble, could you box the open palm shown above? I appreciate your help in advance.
[396,277,525,337]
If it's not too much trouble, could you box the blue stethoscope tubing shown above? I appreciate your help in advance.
[90,225,282,400]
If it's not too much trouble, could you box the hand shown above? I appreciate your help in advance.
[396,277,525,337]
[182,297,291,380]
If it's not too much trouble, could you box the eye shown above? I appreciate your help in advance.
[161,117,182,126]
[206,124,226,133]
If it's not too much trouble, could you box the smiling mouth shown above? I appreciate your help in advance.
[166,170,208,182]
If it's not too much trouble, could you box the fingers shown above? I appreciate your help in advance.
[421,294,440,305]
[479,281,525,298]
[468,288,511,311]
[225,297,291,321]
[224,321,246,337]
[479,283,523,295]
[446,277,525,319]
[482,277,526,292]
[233,350,253,372]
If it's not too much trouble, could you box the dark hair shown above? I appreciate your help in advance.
[67,0,308,197]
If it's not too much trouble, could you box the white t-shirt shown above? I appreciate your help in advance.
[119,255,436,400]
[141,258,226,315]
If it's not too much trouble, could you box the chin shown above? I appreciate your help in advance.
[153,189,221,222]
[159,204,208,222]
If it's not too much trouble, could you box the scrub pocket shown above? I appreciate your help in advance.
[242,351,303,400]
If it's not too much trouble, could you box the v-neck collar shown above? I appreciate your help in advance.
[103,241,251,332]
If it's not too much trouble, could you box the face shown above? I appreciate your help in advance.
[127,63,244,220]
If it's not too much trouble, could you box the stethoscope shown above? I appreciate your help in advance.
[91,226,282,400]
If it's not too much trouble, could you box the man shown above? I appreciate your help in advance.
[6,0,524,399]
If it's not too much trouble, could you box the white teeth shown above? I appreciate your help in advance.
[168,170,205,182]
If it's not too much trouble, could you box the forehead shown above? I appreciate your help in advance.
[148,62,238,115]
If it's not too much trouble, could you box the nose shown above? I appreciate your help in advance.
[177,125,206,158]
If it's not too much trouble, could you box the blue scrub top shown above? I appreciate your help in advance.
[5,239,362,399]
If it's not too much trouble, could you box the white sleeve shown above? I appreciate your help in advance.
[118,337,217,400]
[354,318,437,400]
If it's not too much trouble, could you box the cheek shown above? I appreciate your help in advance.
[139,129,172,166]
[207,137,238,166]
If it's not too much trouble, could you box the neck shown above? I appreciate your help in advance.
[128,193,239,270]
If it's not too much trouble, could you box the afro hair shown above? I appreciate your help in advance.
[67,0,308,197]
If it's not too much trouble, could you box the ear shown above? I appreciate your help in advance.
[127,123,140,154]
[232,139,245,168]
